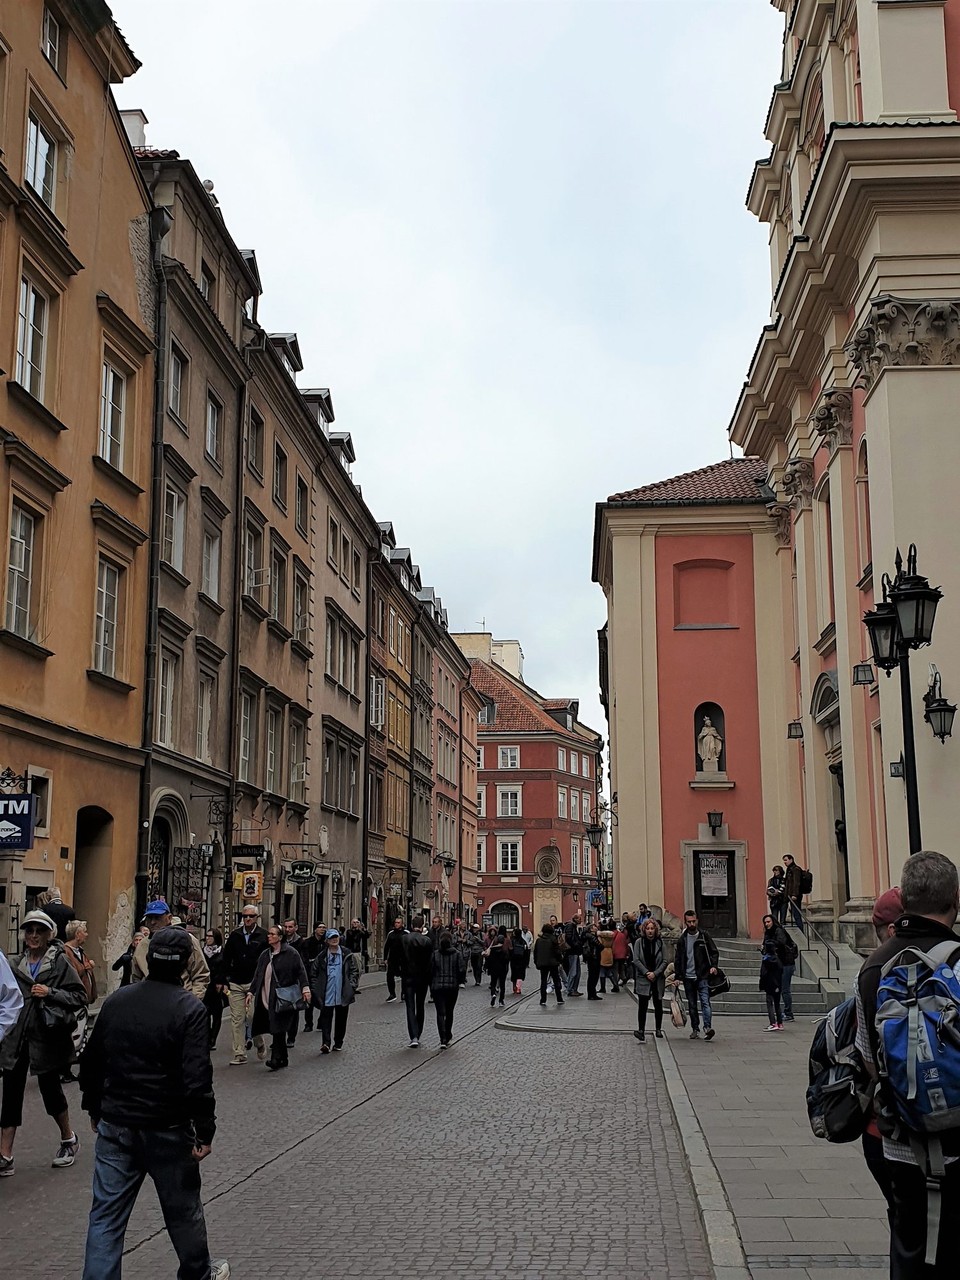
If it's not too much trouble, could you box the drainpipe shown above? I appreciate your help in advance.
[135,195,173,923]
[360,546,372,933]
[457,679,465,920]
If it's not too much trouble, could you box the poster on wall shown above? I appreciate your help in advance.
[699,854,728,897]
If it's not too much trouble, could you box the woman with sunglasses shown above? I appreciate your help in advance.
[0,909,87,1177]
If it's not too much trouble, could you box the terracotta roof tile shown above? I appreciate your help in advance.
[469,660,602,743]
[133,147,181,160]
[607,457,767,506]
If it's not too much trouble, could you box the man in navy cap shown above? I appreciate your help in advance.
[80,927,229,1280]
[308,929,360,1053]
[129,900,209,1001]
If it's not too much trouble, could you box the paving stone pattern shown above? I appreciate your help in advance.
[2,980,711,1279]
[667,1015,889,1280]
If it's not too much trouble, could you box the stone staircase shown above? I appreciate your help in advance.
[700,936,838,1018]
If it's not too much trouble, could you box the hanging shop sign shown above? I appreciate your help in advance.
[287,860,318,886]
[0,794,37,850]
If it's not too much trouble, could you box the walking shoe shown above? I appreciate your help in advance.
[539,999,547,1006]
[266,1060,281,1071]
[332,1044,343,1052]
[440,1042,448,1051]
[498,1000,504,1007]
[0,1155,14,1177]
[409,1038,420,1048]
[764,1023,779,1031]
[490,997,496,1007]
[386,994,397,1003]
[302,1025,313,1032]
[556,998,564,1005]
[654,1030,664,1038]
[245,1039,253,1051]
[320,1044,330,1054]
[256,1042,267,1061]
[52,1134,80,1168]
[229,1054,247,1066]
[689,1030,700,1039]
[633,1031,645,1042]
[784,1015,795,1022]
[704,1027,716,1041]
[286,1036,296,1048]
[210,1261,231,1280]
[568,991,582,997]
[588,994,602,1001]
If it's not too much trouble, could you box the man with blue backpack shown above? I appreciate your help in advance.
[855,850,960,1277]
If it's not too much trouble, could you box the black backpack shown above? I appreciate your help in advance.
[799,868,814,895]
[806,997,873,1143]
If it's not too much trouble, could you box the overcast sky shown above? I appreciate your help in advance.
[115,0,783,742]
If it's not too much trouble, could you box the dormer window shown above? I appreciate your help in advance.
[280,350,295,378]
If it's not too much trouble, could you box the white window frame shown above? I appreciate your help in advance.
[6,503,37,639]
[161,482,186,573]
[25,112,56,208]
[16,276,48,401]
[238,691,255,783]
[558,786,567,820]
[269,548,286,623]
[169,344,186,419]
[265,706,281,793]
[476,838,486,874]
[498,745,519,770]
[476,745,483,769]
[582,755,590,778]
[98,359,126,470]
[476,786,486,818]
[205,391,222,463]
[294,573,309,646]
[570,752,579,776]
[156,648,178,747]
[571,789,580,824]
[93,555,119,677]
[583,845,591,877]
[369,675,386,729]
[289,719,306,802]
[558,747,566,770]
[196,671,215,764]
[201,528,220,601]
[571,838,581,876]
[497,787,521,818]
[497,839,521,874]
[42,8,63,73]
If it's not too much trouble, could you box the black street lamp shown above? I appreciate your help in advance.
[923,667,957,744]
[860,545,944,854]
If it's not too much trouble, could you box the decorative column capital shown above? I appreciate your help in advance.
[782,457,814,511]
[766,503,793,548]
[811,387,853,455]
[846,294,960,390]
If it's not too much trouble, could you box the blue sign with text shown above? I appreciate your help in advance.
[0,794,37,849]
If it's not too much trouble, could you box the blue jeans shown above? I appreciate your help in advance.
[683,977,713,1031]
[82,1122,213,1280]
[781,963,795,1018]
[788,896,803,927]
[565,953,581,994]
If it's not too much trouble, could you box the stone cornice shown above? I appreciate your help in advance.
[846,295,960,390]
[782,458,814,511]
[811,387,854,453]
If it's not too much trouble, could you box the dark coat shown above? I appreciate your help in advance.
[45,901,76,942]
[784,862,803,900]
[221,925,270,985]
[485,936,511,977]
[632,934,667,998]
[762,922,794,967]
[759,953,783,995]
[509,937,529,980]
[383,927,408,972]
[430,946,467,991]
[79,977,215,1144]
[766,872,786,903]
[248,943,308,1034]
[402,932,434,983]
[533,933,564,971]
[673,930,719,981]
[310,946,361,1008]
[0,942,87,1075]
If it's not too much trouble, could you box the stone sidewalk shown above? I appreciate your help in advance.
[658,1016,889,1280]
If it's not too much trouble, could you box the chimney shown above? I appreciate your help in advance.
[120,109,148,149]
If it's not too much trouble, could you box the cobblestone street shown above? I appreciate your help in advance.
[2,979,711,1279]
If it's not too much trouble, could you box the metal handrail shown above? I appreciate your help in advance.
[788,906,841,984]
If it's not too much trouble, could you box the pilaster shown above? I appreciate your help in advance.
[855,0,955,124]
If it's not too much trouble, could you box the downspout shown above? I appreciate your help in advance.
[135,193,172,923]
[457,678,464,920]
[360,545,372,933]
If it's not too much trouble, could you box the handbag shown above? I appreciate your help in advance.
[40,999,79,1033]
[670,987,687,1028]
[274,983,305,1013]
[707,967,731,998]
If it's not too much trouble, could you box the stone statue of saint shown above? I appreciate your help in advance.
[697,717,723,773]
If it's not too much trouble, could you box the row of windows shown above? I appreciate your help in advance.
[476,837,591,877]
[321,733,361,817]
[242,520,310,645]
[475,785,593,822]
[477,745,591,777]
[327,512,363,596]
[324,611,362,697]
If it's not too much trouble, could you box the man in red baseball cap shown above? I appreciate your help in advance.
[871,886,903,944]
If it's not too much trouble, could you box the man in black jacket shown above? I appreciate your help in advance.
[673,910,719,1041]
[79,928,229,1280]
[302,923,327,1030]
[383,917,407,1002]
[402,925,433,1048]
[856,851,960,1277]
[221,907,269,1065]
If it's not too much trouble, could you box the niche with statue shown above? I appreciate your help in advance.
[691,702,734,791]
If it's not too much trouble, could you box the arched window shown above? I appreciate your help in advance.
[490,902,520,931]
[694,702,726,774]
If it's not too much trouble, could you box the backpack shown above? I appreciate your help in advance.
[783,935,800,965]
[875,940,960,1265]
[806,997,872,1143]
[799,868,813,895]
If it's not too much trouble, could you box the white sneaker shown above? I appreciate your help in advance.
[764,1024,779,1032]
[210,1262,231,1280]
[409,1038,419,1048]
[386,995,397,1003]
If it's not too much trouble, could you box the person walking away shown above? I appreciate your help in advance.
[281,919,309,1046]
[598,923,619,992]
[302,922,327,1030]
[111,930,143,989]
[767,866,787,926]
[509,928,529,994]
[633,918,667,1041]
[0,910,86,1177]
[782,854,804,927]
[855,852,960,1276]
[468,926,485,985]
[383,917,408,1002]
[581,924,603,1000]
[130,900,209,1000]
[345,918,370,974]
[485,927,511,1007]
[612,922,632,990]
[402,924,433,1047]
[0,948,24,1044]
[309,929,360,1053]
[452,923,472,988]
[761,913,797,1021]
[533,924,565,1007]
[673,910,719,1041]
[63,920,97,1080]
[759,940,784,1030]
[220,906,269,1065]
[202,929,226,1050]
[563,912,584,996]
[79,926,229,1280]
[38,887,75,942]
[430,931,467,1047]
[247,926,310,1071]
